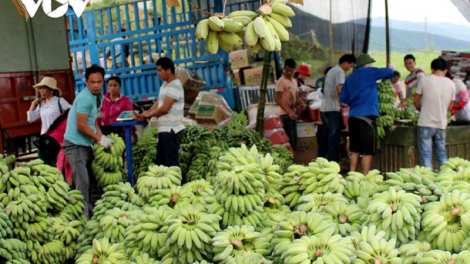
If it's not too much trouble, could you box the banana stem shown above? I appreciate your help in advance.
[255,51,274,135]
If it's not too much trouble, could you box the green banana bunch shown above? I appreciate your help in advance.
[92,133,125,187]
[350,224,401,264]
[280,227,354,264]
[75,219,100,260]
[279,164,308,208]
[440,157,470,173]
[320,202,362,236]
[147,185,193,209]
[259,153,282,193]
[75,238,129,264]
[272,211,332,261]
[363,187,422,246]
[420,189,470,253]
[271,145,294,174]
[436,165,470,193]
[224,252,272,264]
[125,207,174,261]
[99,208,138,244]
[296,192,348,212]
[0,203,13,239]
[343,179,375,203]
[382,167,445,203]
[398,240,431,263]
[31,240,65,264]
[133,127,158,178]
[50,217,83,259]
[136,165,182,201]
[4,193,47,224]
[91,183,143,221]
[301,159,346,195]
[161,206,221,263]
[130,253,162,264]
[183,179,215,205]
[205,197,264,228]
[261,203,290,231]
[0,238,27,261]
[418,250,470,264]
[211,225,270,263]
[0,154,16,166]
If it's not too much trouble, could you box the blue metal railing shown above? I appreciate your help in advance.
[66,0,235,108]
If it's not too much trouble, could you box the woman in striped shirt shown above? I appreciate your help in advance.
[27,77,72,165]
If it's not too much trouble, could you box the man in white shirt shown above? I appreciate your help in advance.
[142,58,185,175]
[414,58,456,169]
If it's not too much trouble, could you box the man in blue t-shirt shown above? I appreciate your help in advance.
[340,54,394,174]
[63,65,114,219]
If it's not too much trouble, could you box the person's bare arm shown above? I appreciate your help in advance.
[336,84,343,95]
[77,113,101,142]
[448,100,455,112]
[275,92,294,114]
[95,119,102,140]
[148,99,159,112]
[143,97,175,118]
[414,93,422,111]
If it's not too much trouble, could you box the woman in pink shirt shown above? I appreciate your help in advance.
[100,76,133,135]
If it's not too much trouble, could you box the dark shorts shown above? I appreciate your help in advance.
[348,116,377,155]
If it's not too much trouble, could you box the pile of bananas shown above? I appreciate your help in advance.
[196,0,295,54]
[398,240,431,263]
[377,80,396,144]
[392,107,417,121]
[419,250,470,263]
[320,202,362,236]
[92,133,125,187]
[0,158,86,264]
[420,190,470,253]
[363,187,422,246]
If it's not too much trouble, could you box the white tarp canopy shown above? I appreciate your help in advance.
[450,0,470,23]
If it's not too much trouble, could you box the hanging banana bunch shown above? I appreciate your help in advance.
[195,0,295,54]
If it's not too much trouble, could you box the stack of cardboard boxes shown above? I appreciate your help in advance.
[188,92,232,129]
[294,122,317,164]
[230,49,274,87]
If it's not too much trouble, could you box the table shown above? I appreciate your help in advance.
[111,120,143,186]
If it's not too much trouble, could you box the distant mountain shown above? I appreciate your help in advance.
[369,25,469,52]
[287,5,469,53]
[371,18,470,42]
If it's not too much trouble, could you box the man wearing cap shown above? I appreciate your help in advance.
[404,54,426,99]
[318,54,356,162]
[63,65,114,219]
[340,54,394,174]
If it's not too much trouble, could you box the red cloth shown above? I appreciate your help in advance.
[452,99,468,116]
[46,118,73,185]
[100,93,133,126]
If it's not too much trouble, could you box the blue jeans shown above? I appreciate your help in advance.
[418,126,447,169]
[318,111,342,162]
[280,114,297,151]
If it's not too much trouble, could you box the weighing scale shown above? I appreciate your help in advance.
[112,111,143,186]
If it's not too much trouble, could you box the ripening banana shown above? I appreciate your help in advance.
[206,31,219,55]
[195,19,210,40]
[208,16,224,31]
[221,18,244,33]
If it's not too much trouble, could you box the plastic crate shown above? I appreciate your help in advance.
[309,108,321,121]
[265,128,289,145]
[264,116,283,130]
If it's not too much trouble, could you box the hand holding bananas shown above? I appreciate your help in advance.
[98,135,114,149]
[195,0,294,54]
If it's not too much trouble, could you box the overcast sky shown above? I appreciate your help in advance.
[295,0,470,26]
[371,0,470,25]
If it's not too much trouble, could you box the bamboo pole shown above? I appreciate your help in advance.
[256,51,273,135]
[385,0,390,66]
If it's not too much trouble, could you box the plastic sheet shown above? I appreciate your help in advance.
[175,67,206,109]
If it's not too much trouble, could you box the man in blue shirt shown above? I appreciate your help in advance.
[340,54,394,174]
[63,65,114,219]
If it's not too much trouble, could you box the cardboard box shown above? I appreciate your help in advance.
[243,67,274,86]
[297,122,316,138]
[194,92,232,125]
[229,49,252,69]
[294,136,317,164]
